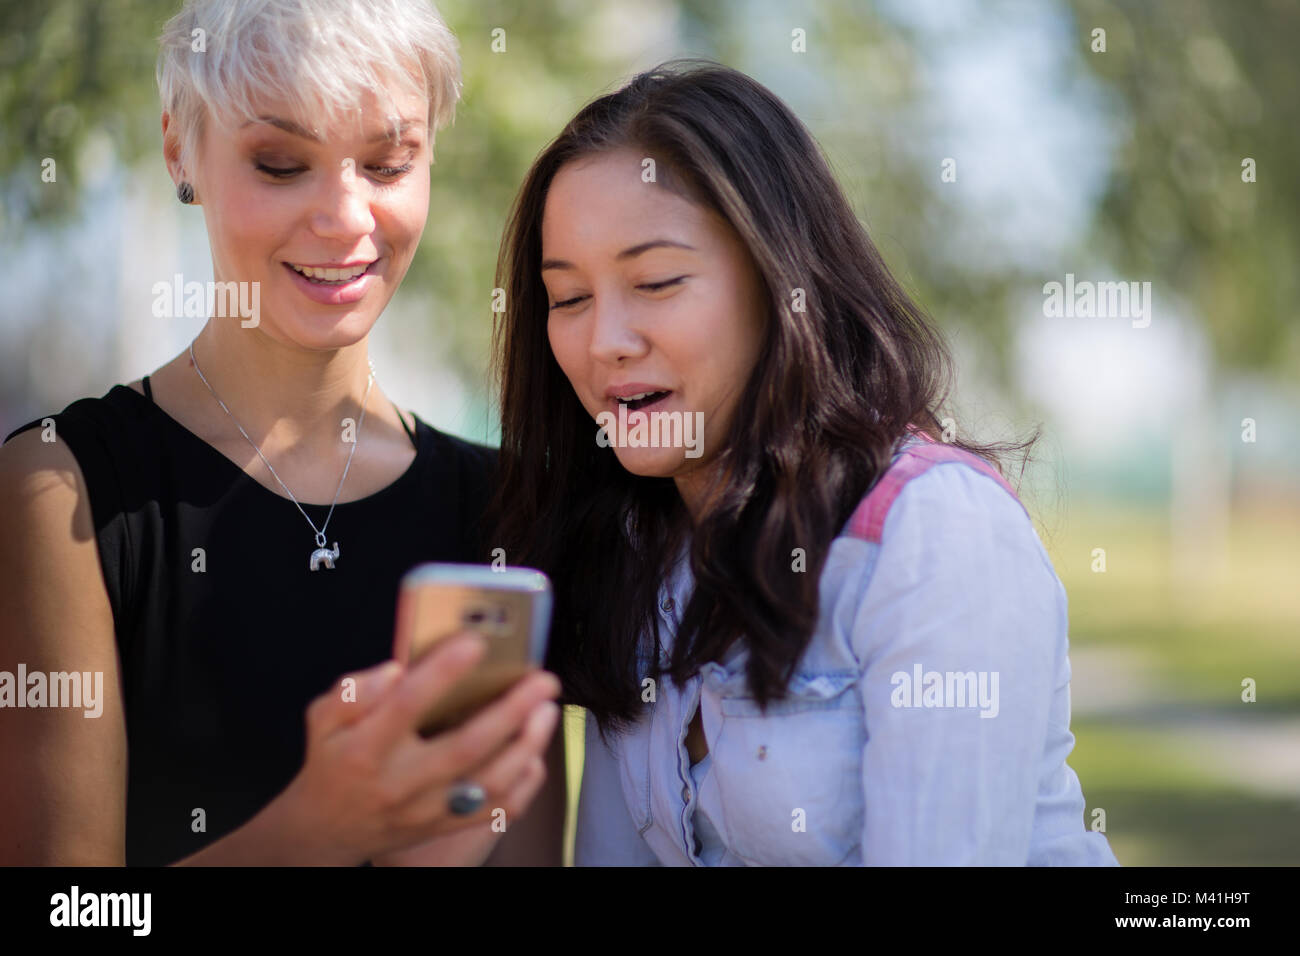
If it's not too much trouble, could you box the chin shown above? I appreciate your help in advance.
[267,304,381,351]
[611,448,689,478]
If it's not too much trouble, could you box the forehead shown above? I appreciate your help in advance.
[223,82,429,143]
[542,150,710,251]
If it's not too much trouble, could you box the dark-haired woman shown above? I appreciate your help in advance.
[491,61,1118,866]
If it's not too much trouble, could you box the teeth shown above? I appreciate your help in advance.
[290,263,369,281]
[617,391,670,404]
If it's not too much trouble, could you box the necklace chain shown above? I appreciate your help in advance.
[189,339,374,549]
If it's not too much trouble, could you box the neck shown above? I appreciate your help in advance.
[189,321,377,448]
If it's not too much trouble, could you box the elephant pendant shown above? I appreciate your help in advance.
[310,542,340,571]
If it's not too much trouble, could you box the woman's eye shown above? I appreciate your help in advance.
[549,276,686,310]
[254,161,414,181]
[256,163,305,178]
[370,162,414,178]
[638,276,688,292]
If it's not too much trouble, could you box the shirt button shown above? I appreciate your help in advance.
[681,785,690,801]
[661,597,675,612]
[757,746,768,760]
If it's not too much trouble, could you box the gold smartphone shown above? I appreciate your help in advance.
[393,563,553,736]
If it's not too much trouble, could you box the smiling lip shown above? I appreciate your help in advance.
[290,260,375,269]
[283,260,379,306]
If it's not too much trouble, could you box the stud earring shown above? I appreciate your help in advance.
[176,181,194,204]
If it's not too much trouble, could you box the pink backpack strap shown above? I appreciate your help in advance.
[845,426,1024,543]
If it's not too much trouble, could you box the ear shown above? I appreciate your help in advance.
[161,111,198,204]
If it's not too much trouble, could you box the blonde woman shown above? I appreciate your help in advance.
[0,0,563,866]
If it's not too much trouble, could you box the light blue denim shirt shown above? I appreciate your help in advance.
[575,433,1119,866]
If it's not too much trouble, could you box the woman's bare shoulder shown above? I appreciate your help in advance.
[0,424,87,497]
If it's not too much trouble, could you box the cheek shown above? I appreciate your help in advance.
[387,181,430,248]
[206,185,283,270]
[722,271,766,374]
[546,317,579,377]
[691,282,760,382]
[214,164,291,245]
[231,201,281,249]
[548,318,599,409]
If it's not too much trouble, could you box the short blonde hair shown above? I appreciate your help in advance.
[157,0,461,173]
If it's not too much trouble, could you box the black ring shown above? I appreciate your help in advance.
[447,781,486,816]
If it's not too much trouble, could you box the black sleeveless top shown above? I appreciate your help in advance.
[4,380,496,865]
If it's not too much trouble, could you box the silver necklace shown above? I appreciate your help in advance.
[189,339,374,571]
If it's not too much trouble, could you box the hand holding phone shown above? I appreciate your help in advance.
[393,563,553,736]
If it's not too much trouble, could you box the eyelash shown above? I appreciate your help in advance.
[550,276,687,310]
[255,162,414,180]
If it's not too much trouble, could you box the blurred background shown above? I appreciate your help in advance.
[1,0,1297,864]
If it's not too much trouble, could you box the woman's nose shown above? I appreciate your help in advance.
[310,161,376,240]
[588,297,650,364]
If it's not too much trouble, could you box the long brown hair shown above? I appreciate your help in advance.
[490,60,1036,737]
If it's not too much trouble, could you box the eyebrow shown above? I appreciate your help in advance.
[241,116,426,144]
[540,239,696,272]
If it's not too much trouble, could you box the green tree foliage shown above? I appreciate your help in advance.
[0,0,174,225]
[2,0,1295,385]
[1065,0,1300,378]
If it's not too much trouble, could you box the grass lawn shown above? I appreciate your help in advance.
[1050,499,1300,864]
